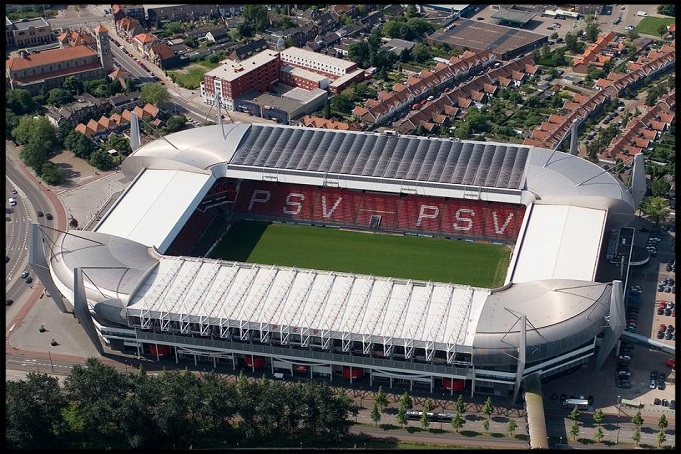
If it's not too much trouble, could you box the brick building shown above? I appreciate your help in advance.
[200,50,280,111]
[5,17,52,49]
[6,25,113,95]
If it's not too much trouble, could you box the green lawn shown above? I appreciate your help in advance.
[635,16,675,37]
[168,65,210,89]
[210,221,510,288]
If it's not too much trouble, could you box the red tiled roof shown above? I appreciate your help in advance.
[133,33,156,44]
[6,45,98,71]
[93,25,108,33]
[143,103,159,117]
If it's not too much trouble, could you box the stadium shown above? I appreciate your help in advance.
[33,120,642,400]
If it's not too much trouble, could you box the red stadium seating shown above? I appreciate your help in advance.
[235,181,315,219]
[222,179,524,241]
[440,199,486,237]
[483,202,524,239]
[312,188,362,223]
[357,192,399,227]
[396,195,445,231]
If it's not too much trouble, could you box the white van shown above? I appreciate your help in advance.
[8,198,17,206]
[636,11,648,17]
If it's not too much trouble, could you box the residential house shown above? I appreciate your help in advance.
[229,38,268,61]
[205,27,230,44]
[146,4,221,27]
[133,33,157,54]
[148,43,180,69]
[115,16,144,41]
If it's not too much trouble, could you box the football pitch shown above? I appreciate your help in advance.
[210,221,511,288]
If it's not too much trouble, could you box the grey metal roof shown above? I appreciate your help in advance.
[229,125,530,189]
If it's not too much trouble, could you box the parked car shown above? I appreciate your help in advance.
[657,331,665,339]
[658,307,665,315]
[46,213,53,220]
[654,398,662,405]
[649,379,657,389]
[24,276,33,284]
[5,299,13,306]
[650,370,658,380]
[669,400,675,410]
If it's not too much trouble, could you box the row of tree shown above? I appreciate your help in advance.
[568,405,668,447]
[6,358,358,450]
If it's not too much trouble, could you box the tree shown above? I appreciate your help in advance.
[594,426,604,443]
[88,149,115,171]
[482,397,494,420]
[506,419,517,437]
[592,408,605,426]
[164,21,183,35]
[626,29,640,41]
[165,115,187,133]
[569,405,582,422]
[639,196,669,225]
[585,20,600,43]
[47,88,75,106]
[658,414,668,431]
[405,4,419,18]
[7,89,36,115]
[12,115,57,147]
[375,387,389,412]
[657,4,675,16]
[396,406,408,427]
[551,32,559,40]
[482,418,490,435]
[455,395,466,415]
[107,135,132,155]
[411,42,431,63]
[651,178,671,197]
[330,93,354,114]
[420,409,430,430]
[570,421,580,441]
[450,411,465,433]
[65,131,97,159]
[140,83,170,107]
[564,32,579,53]
[243,5,269,33]
[40,161,63,185]
[631,410,644,427]
[5,109,21,140]
[6,373,68,449]
[424,398,435,413]
[399,392,413,411]
[632,426,641,446]
[656,429,666,448]
[370,402,381,425]
[63,76,84,96]
[657,24,669,39]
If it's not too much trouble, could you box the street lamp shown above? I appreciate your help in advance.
[616,395,622,444]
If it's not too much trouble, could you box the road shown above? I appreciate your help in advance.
[5,150,58,304]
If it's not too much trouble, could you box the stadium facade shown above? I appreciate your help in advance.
[33,122,640,400]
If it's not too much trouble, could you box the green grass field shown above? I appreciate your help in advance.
[209,221,510,288]
[635,16,675,37]
[168,65,212,89]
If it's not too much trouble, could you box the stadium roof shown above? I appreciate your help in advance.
[95,169,215,252]
[509,205,607,284]
[490,8,536,25]
[126,256,490,350]
[229,125,528,189]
